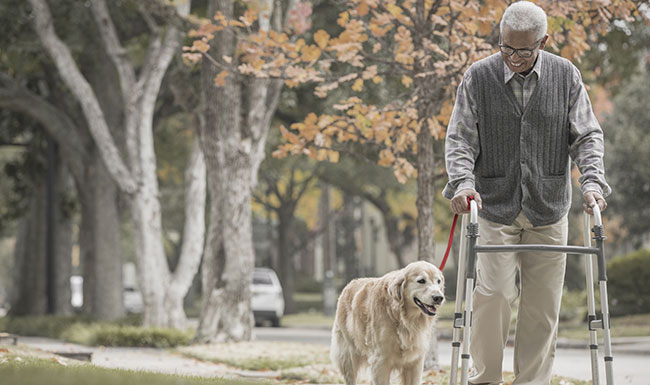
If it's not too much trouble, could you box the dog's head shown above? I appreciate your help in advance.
[389,261,445,316]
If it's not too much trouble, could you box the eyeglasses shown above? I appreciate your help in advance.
[498,39,542,58]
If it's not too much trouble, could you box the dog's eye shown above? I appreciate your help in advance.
[417,279,426,284]
[437,279,442,284]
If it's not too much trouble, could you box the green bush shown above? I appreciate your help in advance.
[294,274,322,293]
[607,249,650,316]
[559,289,588,322]
[0,315,193,348]
[92,325,193,348]
[62,323,193,348]
[293,292,323,313]
[0,315,93,338]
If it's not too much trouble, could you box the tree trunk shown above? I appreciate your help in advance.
[11,186,48,316]
[340,194,359,285]
[416,126,437,264]
[52,156,74,315]
[196,0,283,342]
[81,153,124,320]
[11,146,74,316]
[197,50,255,341]
[278,208,296,314]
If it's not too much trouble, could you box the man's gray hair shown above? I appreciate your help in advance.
[500,1,547,41]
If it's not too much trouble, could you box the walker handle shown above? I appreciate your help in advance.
[469,199,479,224]
[591,201,603,227]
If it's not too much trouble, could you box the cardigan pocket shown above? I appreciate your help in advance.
[541,175,570,206]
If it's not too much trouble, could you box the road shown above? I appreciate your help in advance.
[253,327,650,385]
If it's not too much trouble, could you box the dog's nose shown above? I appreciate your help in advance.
[432,295,444,305]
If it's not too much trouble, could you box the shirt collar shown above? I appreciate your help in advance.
[503,50,544,84]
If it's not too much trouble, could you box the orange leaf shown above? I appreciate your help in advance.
[213,11,227,26]
[300,45,322,62]
[214,71,228,87]
[436,99,453,125]
[401,75,413,88]
[338,11,349,27]
[191,39,210,53]
[241,9,258,26]
[280,125,301,145]
[386,3,403,18]
[314,30,330,49]
[182,53,202,64]
[356,1,370,16]
[378,149,396,167]
[352,78,364,92]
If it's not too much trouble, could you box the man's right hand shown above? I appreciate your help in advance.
[451,189,482,214]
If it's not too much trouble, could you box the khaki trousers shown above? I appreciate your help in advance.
[469,211,568,385]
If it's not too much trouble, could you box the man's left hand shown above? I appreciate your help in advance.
[583,191,607,215]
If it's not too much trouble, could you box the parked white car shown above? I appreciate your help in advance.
[69,274,143,313]
[251,268,284,327]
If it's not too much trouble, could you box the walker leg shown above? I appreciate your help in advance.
[459,276,474,385]
[600,280,614,385]
[460,220,479,385]
[593,221,614,385]
[450,215,469,385]
[583,214,600,385]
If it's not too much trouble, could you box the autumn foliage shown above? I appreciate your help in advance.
[185,0,643,183]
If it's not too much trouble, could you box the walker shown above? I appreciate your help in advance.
[448,201,614,385]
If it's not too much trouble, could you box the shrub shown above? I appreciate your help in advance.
[607,249,650,316]
[63,324,193,348]
[92,325,193,348]
[0,315,92,338]
[559,289,588,322]
[0,315,193,348]
[294,274,322,293]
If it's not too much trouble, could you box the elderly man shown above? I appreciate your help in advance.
[442,1,611,384]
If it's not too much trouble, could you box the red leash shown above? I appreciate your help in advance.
[439,196,474,271]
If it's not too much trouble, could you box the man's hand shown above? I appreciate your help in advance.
[451,189,482,215]
[583,191,607,215]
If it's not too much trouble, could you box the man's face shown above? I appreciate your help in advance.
[500,27,548,74]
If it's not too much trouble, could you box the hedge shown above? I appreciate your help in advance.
[607,249,650,316]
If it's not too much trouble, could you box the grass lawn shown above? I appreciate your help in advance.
[177,341,331,371]
[437,297,650,341]
[559,312,650,340]
[281,311,334,328]
[0,354,264,385]
[1,341,592,385]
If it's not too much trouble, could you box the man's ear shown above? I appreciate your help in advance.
[539,34,549,50]
[388,272,405,302]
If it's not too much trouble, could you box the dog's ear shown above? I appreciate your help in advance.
[388,272,405,302]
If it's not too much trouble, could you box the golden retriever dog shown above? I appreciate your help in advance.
[331,261,445,385]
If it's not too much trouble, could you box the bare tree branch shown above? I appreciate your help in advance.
[89,0,136,101]
[0,72,87,184]
[27,0,138,194]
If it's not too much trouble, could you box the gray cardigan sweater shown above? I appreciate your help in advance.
[466,52,573,226]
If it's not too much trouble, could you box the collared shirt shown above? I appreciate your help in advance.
[443,50,611,199]
[505,50,543,109]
